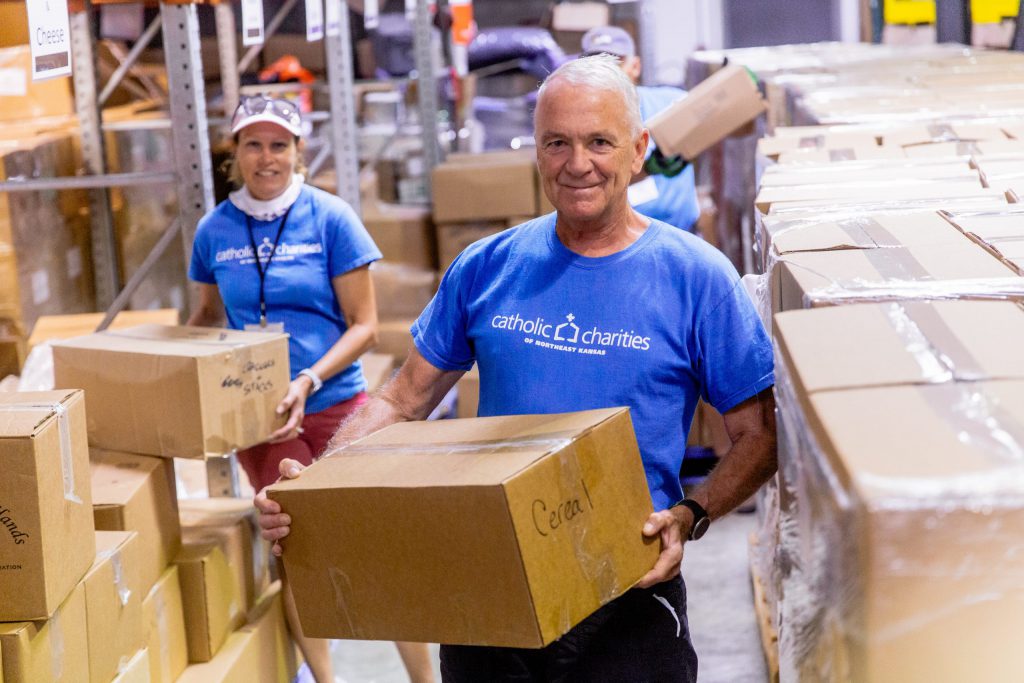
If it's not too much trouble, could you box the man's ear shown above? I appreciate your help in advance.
[625,56,642,82]
[634,128,650,173]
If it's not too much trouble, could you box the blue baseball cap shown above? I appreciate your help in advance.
[581,26,636,59]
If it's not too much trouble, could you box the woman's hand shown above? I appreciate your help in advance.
[268,375,314,442]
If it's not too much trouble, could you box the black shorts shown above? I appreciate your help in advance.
[439,576,698,683]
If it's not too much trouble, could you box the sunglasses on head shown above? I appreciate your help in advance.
[231,95,302,131]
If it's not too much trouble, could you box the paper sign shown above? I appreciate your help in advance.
[364,0,379,29]
[305,0,324,41]
[324,0,341,37]
[241,0,265,46]
[26,0,73,81]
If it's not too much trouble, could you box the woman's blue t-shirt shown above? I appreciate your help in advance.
[189,184,382,414]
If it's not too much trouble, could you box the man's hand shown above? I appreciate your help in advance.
[268,377,312,442]
[635,506,691,589]
[254,457,306,557]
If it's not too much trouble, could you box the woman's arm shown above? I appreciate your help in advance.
[268,264,378,440]
[186,283,227,327]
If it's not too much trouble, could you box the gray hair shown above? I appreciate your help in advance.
[536,54,642,138]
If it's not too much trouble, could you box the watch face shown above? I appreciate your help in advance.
[690,516,711,541]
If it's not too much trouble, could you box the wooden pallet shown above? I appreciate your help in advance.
[748,533,780,683]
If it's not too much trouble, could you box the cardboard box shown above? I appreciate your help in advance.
[241,582,300,683]
[268,407,659,647]
[179,497,270,616]
[771,241,1023,315]
[778,379,1024,681]
[647,65,766,160]
[0,315,24,378]
[28,309,180,351]
[456,364,479,419]
[883,122,1010,148]
[0,390,94,621]
[176,540,245,663]
[437,221,509,273]
[0,47,74,123]
[52,324,290,458]
[84,531,146,683]
[759,160,976,188]
[755,178,984,214]
[90,448,181,593]
[775,301,1024,397]
[431,154,537,223]
[111,649,150,683]
[374,319,415,363]
[362,202,437,270]
[361,352,396,392]
[759,211,974,273]
[0,582,89,682]
[371,261,437,322]
[943,210,1024,273]
[775,145,907,164]
[142,566,189,683]
[175,631,258,683]
[757,131,881,160]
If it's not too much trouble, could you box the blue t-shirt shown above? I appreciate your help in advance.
[636,85,700,233]
[413,215,774,510]
[189,184,382,414]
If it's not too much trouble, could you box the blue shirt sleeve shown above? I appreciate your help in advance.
[411,252,475,372]
[188,215,216,284]
[696,267,775,414]
[319,192,382,277]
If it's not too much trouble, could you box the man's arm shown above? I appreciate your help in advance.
[255,348,465,553]
[637,387,776,588]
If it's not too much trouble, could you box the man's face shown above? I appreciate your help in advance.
[535,80,647,226]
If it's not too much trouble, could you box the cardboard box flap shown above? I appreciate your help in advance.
[28,310,180,350]
[775,301,1024,394]
[809,380,1024,503]
[51,324,288,357]
[270,408,628,490]
[89,448,164,504]
[943,210,1024,241]
[768,212,969,257]
[0,389,80,437]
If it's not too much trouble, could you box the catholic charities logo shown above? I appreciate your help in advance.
[491,312,652,356]
[215,238,323,264]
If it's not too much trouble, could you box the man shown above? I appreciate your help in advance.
[257,54,775,682]
[581,25,701,233]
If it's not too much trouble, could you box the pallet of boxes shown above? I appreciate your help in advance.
[747,105,1024,680]
[1,323,301,682]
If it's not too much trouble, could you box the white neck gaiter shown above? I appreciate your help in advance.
[229,173,305,221]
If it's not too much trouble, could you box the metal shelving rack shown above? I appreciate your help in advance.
[0,0,372,495]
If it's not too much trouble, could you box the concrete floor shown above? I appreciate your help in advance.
[306,511,767,683]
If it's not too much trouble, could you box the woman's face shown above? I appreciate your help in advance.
[236,122,299,200]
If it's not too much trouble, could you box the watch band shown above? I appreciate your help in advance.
[298,368,323,394]
[672,498,710,541]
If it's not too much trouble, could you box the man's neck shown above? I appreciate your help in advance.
[556,206,651,258]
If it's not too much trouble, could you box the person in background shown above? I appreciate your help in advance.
[187,95,435,683]
[580,25,701,233]
[257,55,775,681]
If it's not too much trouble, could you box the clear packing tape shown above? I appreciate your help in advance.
[764,300,1024,680]
[0,401,80,503]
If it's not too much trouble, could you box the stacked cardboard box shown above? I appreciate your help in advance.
[741,50,1024,673]
[769,301,1024,680]
[431,151,549,273]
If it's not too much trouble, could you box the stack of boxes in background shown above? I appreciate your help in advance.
[0,326,301,682]
[694,40,1024,681]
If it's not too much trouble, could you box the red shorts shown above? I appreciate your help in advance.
[238,391,369,492]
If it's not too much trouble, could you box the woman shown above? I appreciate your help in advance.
[188,95,434,683]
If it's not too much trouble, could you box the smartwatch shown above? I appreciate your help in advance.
[672,498,710,541]
[297,368,323,395]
